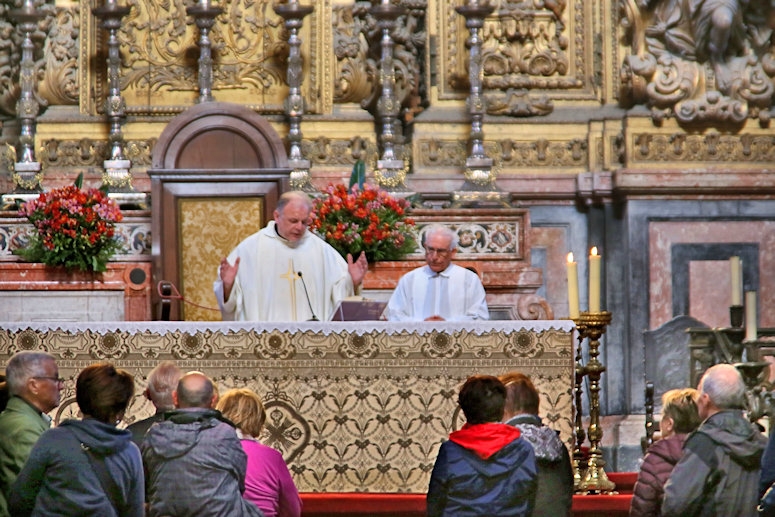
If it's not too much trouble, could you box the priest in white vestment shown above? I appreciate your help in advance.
[385,224,489,322]
[214,191,368,322]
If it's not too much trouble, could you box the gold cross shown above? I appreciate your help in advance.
[280,260,299,321]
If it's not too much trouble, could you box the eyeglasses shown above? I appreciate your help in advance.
[33,376,65,384]
[424,246,451,256]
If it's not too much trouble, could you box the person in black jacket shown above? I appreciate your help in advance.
[427,374,537,517]
[500,372,574,517]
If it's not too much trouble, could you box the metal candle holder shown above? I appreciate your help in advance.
[452,0,509,208]
[572,310,616,494]
[9,0,45,195]
[370,0,409,193]
[186,0,223,104]
[274,0,315,192]
[92,0,146,207]
[572,321,588,491]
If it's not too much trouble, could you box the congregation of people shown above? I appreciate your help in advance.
[5,350,775,515]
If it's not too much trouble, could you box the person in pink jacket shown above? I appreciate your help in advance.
[217,388,302,517]
[630,388,701,517]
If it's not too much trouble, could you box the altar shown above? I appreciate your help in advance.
[0,320,574,493]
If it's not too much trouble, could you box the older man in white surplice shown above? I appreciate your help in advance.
[385,224,489,322]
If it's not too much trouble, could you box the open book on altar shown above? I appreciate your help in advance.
[331,298,388,321]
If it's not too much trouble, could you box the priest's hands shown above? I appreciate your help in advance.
[219,257,240,301]
[347,251,368,287]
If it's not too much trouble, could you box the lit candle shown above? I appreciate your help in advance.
[589,247,601,313]
[745,291,757,342]
[567,252,580,319]
[730,256,742,306]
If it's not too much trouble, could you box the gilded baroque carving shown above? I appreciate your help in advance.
[442,0,588,114]
[416,138,587,167]
[111,0,293,112]
[630,132,775,162]
[39,138,154,167]
[332,2,426,123]
[620,0,775,125]
[38,5,79,106]
[302,136,378,167]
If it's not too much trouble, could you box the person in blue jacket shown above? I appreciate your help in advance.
[427,374,538,517]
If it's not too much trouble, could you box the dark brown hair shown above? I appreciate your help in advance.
[76,363,135,424]
[458,375,506,424]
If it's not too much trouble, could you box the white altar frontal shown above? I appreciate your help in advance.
[0,320,574,493]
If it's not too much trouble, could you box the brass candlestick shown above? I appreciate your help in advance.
[573,310,616,494]
[572,320,588,491]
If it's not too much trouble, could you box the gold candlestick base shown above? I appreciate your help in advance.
[572,310,616,494]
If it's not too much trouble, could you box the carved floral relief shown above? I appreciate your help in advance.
[620,0,775,125]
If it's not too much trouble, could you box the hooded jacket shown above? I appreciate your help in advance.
[141,407,263,517]
[8,418,144,517]
[630,432,688,517]
[662,410,767,517]
[427,422,537,517]
[506,414,573,517]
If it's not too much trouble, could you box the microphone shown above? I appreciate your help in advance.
[297,271,319,321]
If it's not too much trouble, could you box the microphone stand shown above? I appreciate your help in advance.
[297,271,319,321]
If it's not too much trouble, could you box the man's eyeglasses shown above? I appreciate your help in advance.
[424,246,451,256]
[33,376,65,384]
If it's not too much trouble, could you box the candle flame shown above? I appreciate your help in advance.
[590,246,598,256]
[567,252,574,263]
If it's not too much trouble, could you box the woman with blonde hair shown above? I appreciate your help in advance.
[630,388,701,517]
[217,388,302,517]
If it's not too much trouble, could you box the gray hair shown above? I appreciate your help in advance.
[146,361,182,411]
[699,363,745,410]
[276,191,313,214]
[423,224,458,251]
[5,351,57,396]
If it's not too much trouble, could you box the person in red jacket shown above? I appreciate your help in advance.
[630,388,701,517]
[427,375,537,517]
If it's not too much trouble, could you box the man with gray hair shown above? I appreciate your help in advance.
[386,224,489,321]
[0,351,63,517]
[127,360,182,447]
[662,363,766,517]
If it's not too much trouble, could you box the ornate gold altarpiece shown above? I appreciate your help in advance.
[0,320,574,492]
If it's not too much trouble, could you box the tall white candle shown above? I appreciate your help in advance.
[730,256,742,306]
[745,291,757,341]
[566,252,579,319]
[589,247,601,313]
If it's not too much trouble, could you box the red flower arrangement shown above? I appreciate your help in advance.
[15,177,124,272]
[309,183,417,262]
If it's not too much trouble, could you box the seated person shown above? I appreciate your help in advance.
[427,375,537,516]
[9,363,143,517]
[217,388,302,517]
[631,388,701,517]
[500,371,573,517]
[386,224,489,321]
